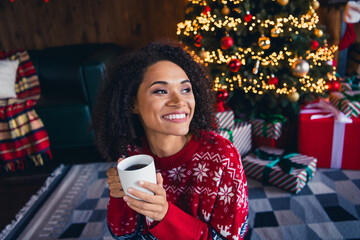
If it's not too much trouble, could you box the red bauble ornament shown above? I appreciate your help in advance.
[220,36,234,50]
[216,89,229,112]
[331,81,340,91]
[202,5,211,15]
[194,34,203,48]
[311,40,319,50]
[244,13,253,22]
[326,81,340,92]
[216,89,229,102]
[228,58,241,72]
[268,76,279,86]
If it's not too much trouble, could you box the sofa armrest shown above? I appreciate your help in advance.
[81,45,126,112]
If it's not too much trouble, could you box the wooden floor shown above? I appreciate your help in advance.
[0,146,104,231]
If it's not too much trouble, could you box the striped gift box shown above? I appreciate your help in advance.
[249,118,283,140]
[216,110,235,130]
[243,147,317,194]
[218,120,252,157]
[329,91,360,118]
[340,82,360,92]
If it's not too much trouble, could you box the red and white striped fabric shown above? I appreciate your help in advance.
[0,49,51,172]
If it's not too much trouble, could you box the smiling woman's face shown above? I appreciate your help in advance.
[133,60,195,139]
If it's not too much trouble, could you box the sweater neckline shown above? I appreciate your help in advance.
[141,134,200,170]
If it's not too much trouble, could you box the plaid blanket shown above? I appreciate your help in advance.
[0,50,51,173]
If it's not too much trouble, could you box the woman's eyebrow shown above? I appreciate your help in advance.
[149,81,167,88]
[149,79,190,88]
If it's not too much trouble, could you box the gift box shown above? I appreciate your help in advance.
[340,76,360,92]
[329,91,360,118]
[340,82,360,92]
[250,115,288,148]
[218,120,252,157]
[250,115,285,140]
[298,101,360,170]
[242,146,317,194]
[216,110,235,130]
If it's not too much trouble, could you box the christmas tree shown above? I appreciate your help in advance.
[177,0,338,118]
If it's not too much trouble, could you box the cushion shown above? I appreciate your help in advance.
[0,59,19,99]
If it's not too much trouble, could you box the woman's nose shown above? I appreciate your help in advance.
[166,92,184,107]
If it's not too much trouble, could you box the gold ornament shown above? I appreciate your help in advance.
[277,0,289,6]
[221,5,230,15]
[253,60,260,74]
[291,59,310,77]
[312,0,320,10]
[288,91,300,102]
[314,28,323,38]
[199,48,206,59]
[308,7,315,15]
[233,8,241,14]
[271,28,281,37]
[258,36,271,50]
[185,6,194,14]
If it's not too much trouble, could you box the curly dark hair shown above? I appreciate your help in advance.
[91,40,217,161]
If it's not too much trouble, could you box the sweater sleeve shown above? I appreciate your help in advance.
[107,195,141,238]
[149,202,212,240]
[209,148,249,240]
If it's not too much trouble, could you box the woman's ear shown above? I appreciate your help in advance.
[132,99,139,114]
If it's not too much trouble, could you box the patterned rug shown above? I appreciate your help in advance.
[1,162,360,240]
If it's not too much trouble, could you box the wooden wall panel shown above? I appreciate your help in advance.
[0,0,186,50]
[0,0,345,53]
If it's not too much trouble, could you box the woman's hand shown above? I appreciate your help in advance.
[106,159,125,198]
[123,173,169,222]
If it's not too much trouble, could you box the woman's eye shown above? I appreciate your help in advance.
[182,87,192,93]
[153,89,167,94]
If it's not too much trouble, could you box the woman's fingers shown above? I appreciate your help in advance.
[123,173,168,221]
[124,194,167,221]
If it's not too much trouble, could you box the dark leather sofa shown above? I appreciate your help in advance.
[28,44,124,161]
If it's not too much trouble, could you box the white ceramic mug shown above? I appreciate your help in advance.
[117,154,156,200]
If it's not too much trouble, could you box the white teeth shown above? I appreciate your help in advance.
[164,114,186,120]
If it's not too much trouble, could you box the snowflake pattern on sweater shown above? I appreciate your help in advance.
[107,132,248,240]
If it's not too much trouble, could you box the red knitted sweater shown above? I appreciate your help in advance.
[107,132,248,239]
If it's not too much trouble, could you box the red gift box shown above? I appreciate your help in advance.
[298,107,360,170]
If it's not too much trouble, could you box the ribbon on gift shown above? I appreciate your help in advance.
[259,114,287,138]
[301,99,352,168]
[342,75,360,91]
[219,128,234,143]
[255,148,312,184]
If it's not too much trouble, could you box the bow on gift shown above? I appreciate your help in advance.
[302,98,353,123]
[343,75,360,91]
[255,148,312,184]
[259,114,287,137]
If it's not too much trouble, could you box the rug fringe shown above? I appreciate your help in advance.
[0,164,66,239]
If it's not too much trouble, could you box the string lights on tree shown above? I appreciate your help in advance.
[177,0,338,101]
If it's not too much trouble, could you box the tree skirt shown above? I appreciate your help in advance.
[1,162,360,240]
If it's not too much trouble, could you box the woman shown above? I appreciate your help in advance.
[92,40,248,240]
